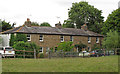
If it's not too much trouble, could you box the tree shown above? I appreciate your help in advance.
[102,30,120,54]
[0,20,12,32]
[15,34,27,42]
[31,22,40,26]
[91,44,100,51]
[102,8,120,35]
[75,42,87,52]
[57,41,74,52]
[67,1,104,33]
[63,19,75,28]
[40,22,51,27]
[9,34,15,46]
[10,34,27,46]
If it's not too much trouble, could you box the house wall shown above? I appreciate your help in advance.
[29,34,103,54]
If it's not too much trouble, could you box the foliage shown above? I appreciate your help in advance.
[13,41,39,51]
[102,30,120,50]
[102,8,120,35]
[40,22,51,27]
[10,34,27,46]
[9,34,15,46]
[91,44,100,51]
[15,34,27,42]
[75,42,87,52]
[57,41,74,52]
[31,22,40,26]
[37,53,44,58]
[63,19,75,28]
[67,1,104,33]
[0,20,12,32]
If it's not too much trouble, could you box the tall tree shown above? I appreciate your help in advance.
[63,19,75,28]
[102,8,120,35]
[40,22,51,27]
[0,20,12,32]
[67,1,104,33]
[102,30,120,54]
[31,22,40,26]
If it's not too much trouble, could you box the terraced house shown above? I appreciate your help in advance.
[1,18,104,54]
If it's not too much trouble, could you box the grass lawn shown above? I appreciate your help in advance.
[2,55,118,72]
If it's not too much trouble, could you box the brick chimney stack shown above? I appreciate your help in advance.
[81,24,88,31]
[55,21,62,29]
[24,18,31,27]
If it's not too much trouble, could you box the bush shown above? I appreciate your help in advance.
[57,41,74,52]
[37,53,44,58]
[10,34,27,46]
[13,41,40,58]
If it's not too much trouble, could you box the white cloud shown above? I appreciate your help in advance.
[0,0,119,27]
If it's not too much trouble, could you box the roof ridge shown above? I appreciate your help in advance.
[0,27,20,34]
[16,25,25,32]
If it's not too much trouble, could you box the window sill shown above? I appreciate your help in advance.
[96,42,99,44]
[88,41,91,44]
[28,40,31,42]
[40,40,44,42]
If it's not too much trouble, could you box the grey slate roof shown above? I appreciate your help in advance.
[1,26,103,37]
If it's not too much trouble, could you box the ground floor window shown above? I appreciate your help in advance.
[55,47,57,52]
[39,47,43,53]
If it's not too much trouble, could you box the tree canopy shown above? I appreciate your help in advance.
[40,22,51,27]
[31,22,40,26]
[64,1,104,33]
[102,30,120,50]
[0,20,12,32]
[102,8,120,35]
[10,34,27,46]
[63,19,74,28]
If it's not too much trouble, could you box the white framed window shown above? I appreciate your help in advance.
[39,47,43,53]
[27,34,31,41]
[70,36,73,42]
[60,35,64,42]
[39,35,43,41]
[88,37,91,43]
[96,37,99,43]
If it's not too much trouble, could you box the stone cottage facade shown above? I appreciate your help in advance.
[1,18,104,54]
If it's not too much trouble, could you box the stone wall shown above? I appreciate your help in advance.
[29,34,103,54]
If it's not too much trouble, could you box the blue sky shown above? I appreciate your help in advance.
[0,0,119,27]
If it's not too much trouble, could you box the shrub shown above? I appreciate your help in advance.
[37,53,44,58]
[57,41,74,52]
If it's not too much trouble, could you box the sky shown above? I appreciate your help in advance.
[0,0,120,27]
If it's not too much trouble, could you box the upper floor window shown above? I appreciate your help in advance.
[96,37,99,43]
[60,35,64,42]
[70,36,73,42]
[39,35,43,41]
[27,34,31,41]
[88,37,91,43]
[39,47,43,53]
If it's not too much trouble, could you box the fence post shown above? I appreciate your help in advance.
[23,50,25,58]
[34,49,36,59]
[48,50,51,59]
